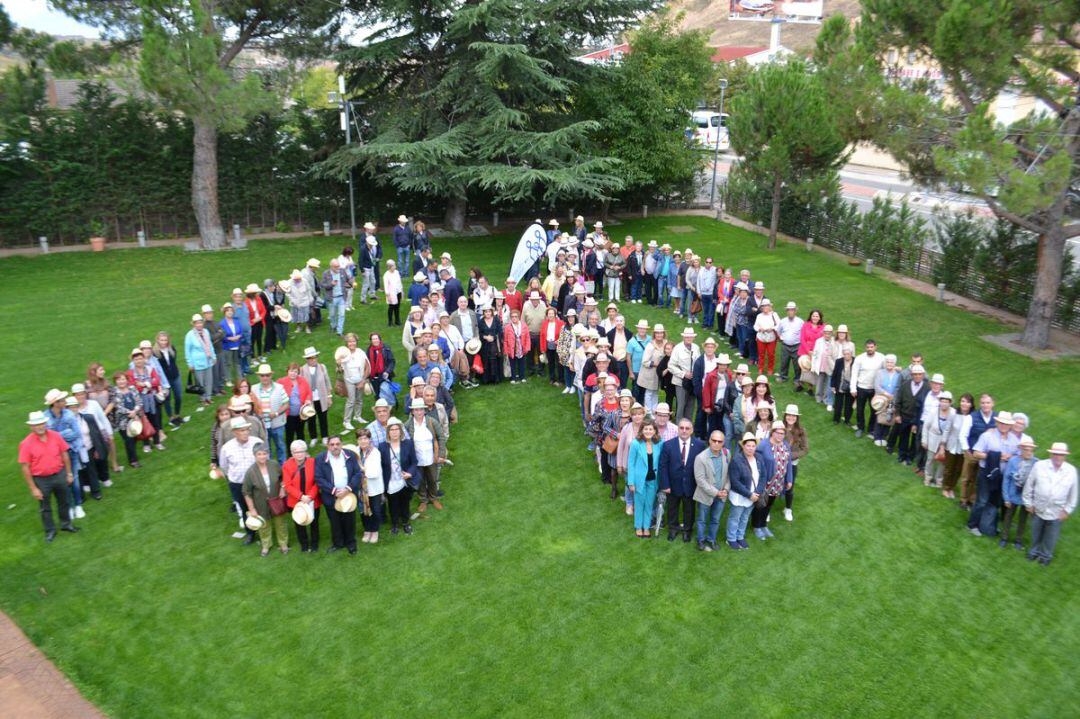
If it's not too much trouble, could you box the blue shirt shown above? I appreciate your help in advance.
[627,335,649,373]
[709,450,727,489]
[407,362,433,385]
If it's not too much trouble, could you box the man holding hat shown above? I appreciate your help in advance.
[19,411,78,542]
[361,221,382,292]
[393,214,413,274]
[888,364,929,463]
[314,436,362,554]
[185,313,218,406]
[968,411,1020,537]
[914,373,947,476]
[1023,442,1076,565]
[219,417,262,544]
[356,233,380,304]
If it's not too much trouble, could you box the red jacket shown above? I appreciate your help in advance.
[276,376,312,409]
[503,321,532,359]
[282,456,321,508]
[701,367,734,415]
[504,290,524,314]
[245,297,266,326]
[540,318,566,352]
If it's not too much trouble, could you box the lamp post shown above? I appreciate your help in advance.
[708,78,729,210]
[331,75,363,244]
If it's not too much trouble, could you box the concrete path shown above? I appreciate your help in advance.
[0,611,104,718]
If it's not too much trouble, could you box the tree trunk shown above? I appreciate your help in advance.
[1020,222,1066,350]
[768,174,782,250]
[444,194,466,232]
[191,117,227,249]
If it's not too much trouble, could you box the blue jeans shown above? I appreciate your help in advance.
[726,503,752,542]
[630,275,643,301]
[162,381,181,417]
[737,324,754,359]
[701,295,715,328]
[266,425,286,465]
[563,366,574,390]
[397,247,411,278]
[696,498,725,544]
[328,296,346,334]
[657,276,670,307]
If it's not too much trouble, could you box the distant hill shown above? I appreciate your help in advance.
[670,0,862,53]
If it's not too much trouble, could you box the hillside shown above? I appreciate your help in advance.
[671,0,862,53]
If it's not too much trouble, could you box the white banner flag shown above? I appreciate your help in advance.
[507,223,547,283]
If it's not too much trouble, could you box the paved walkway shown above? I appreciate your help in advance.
[0,611,104,718]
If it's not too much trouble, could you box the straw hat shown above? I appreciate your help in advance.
[1047,442,1070,455]
[836,324,849,334]
[70,383,87,394]
[299,403,317,421]
[364,221,377,230]
[334,347,350,364]
[910,364,926,375]
[208,468,223,479]
[441,252,452,259]
[735,363,750,374]
[823,324,834,332]
[930,373,945,384]
[785,301,797,310]
[244,514,266,532]
[995,411,1014,425]
[798,355,812,372]
[306,258,321,268]
[26,411,48,425]
[939,390,953,401]
[228,397,252,412]
[755,374,769,384]
[871,395,888,412]
[397,214,409,223]
[654,403,672,415]
[613,346,627,361]
[43,388,68,405]
[292,502,315,526]
[754,281,765,290]
[548,219,559,226]
[191,313,204,323]
[680,327,696,338]
[653,324,665,334]
[618,389,633,398]
[335,492,358,513]
[64,396,77,408]
[740,376,754,387]
[594,221,604,229]
[1017,436,1036,449]
[126,417,144,438]
[302,346,320,359]
[771,420,786,431]
[410,376,425,387]
[256,364,273,376]
[702,337,718,347]
[373,399,390,409]
[410,398,426,410]
[275,307,292,323]
[717,353,732,365]
[245,283,261,294]
[784,404,800,416]
[229,417,251,430]
[760,298,773,307]
[465,338,482,354]
[739,432,757,445]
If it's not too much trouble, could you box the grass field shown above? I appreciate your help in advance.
[1,215,1078,718]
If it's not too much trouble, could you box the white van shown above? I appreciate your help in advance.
[690,111,729,149]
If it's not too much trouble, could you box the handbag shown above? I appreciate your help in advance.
[184,369,204,396]
[690,298,702,315]
[334,377,348,397]
[267,495,288,516]
[601,434,619,454]
[755,492,769,508]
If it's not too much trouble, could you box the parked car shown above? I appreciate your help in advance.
[689,110,729,149]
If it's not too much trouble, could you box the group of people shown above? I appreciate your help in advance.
[17,216,1077,565]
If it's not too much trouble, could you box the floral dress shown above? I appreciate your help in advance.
[766,441,790,497]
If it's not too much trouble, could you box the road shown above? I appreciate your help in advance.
[704,153,1080,264]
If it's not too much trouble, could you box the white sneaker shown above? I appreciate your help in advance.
[343,420,355,431]
[321,438,328,446]
[783,508,793,522]
[510,380,518,384]
[826,404,833,412]
[75,505,86,519]
[102,480,113,488]
[142,445,152,454]
[625,505,633,515]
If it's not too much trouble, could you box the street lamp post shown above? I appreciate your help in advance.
[333,75,361,244]
[708,78,729,210]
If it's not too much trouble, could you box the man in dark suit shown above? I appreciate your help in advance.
[887,364,929,465]
[314,435,362,554]
[659,418,707,542]
[441,269,465,312]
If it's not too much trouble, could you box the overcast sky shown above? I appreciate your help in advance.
[5,0,101,37]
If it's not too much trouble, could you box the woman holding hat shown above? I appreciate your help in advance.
[921,391,958,487]
[782,405,807,522]
[810,324,836,408]
[127,349,166,453]
[588,380,623,494]
[380,419,419,535]
[752,421,793,540]
[366,333,396,403]
[243,283,268,361]
[301,347,333,446]
[243,445,288,556]
[727,433,767,549]
[108,373,144,468]
[338,333,371,431]
[1023,442,1076,565]
[402,305,426,355]
[872,354,902,446]
[383,259,404,326]
[283,269,314,334]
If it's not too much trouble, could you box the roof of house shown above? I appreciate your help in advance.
[709,45,769,62]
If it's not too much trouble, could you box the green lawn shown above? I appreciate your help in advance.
[1,215,1077,718]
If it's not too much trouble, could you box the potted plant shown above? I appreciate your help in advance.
[89,219,107,252]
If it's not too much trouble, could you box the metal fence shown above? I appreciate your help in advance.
[724,191,1080,335]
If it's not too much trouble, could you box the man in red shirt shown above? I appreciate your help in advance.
[503,278,524,315]
[18,411,78,542]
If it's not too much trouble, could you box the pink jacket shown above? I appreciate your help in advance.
[799,322,824,357]
[503,321,531,359]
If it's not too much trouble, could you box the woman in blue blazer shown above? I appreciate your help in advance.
[627,419,662,537]
[726,433,768,549]
[379,419,419,535]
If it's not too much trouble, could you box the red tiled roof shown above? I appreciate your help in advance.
[710,46,768,62]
